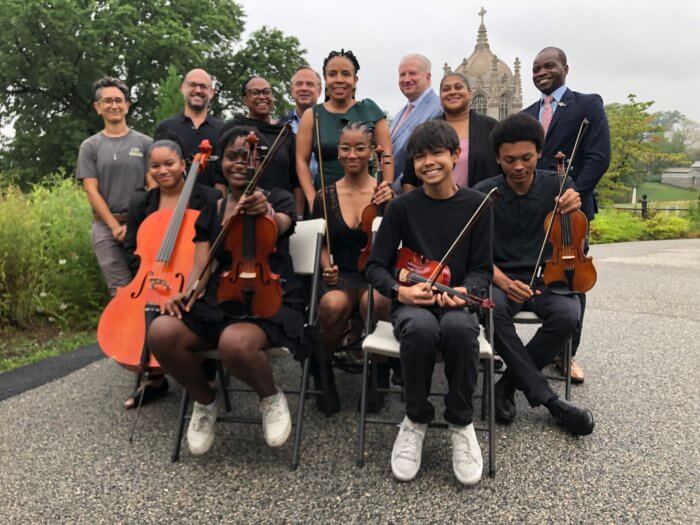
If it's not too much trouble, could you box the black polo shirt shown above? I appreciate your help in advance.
[474,170,572,280]
[154,112,225,189]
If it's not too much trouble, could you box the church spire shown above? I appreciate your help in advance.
[476,7,489,50]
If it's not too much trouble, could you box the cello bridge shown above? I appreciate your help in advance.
[239,271,257,279]
[561,255,576,260]
[149,278,171,290]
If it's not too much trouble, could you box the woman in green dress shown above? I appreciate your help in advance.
[296,49,394,211]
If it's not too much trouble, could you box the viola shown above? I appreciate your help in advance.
[216,132,283,318]
[357,145,385,272]
[394,247,494,310]
[541,152,597,294]
[97,140,213,373]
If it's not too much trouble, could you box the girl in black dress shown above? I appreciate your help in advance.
[122,139,219,409]
[148,126,305,456]
[312,122,394,410]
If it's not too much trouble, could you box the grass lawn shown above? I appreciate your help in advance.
[0,328,95,373]
[637,182,698,202]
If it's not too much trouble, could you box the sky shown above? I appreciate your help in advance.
[237,0,700,122]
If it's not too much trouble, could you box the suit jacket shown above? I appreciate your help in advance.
[523,88,611,220]
[401,110,499,189]
[390,88,443,187]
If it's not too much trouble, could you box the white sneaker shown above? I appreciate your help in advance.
[449,423,483,486]
[259,389,292,448]
[391,416,428,482]
[187,393,222,456]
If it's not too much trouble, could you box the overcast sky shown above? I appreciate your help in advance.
[238,0,700,122]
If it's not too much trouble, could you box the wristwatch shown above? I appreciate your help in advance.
[391,283,400,301]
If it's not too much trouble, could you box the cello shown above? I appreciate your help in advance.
[530,119,597,294]
[357,145,386,272]
[98,140,213,372]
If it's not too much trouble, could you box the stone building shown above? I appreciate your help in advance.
[443,8,522,120]
[661,161,700,190]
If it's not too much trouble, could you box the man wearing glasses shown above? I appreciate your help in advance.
[155,68,226,195]
[76,76,153,295]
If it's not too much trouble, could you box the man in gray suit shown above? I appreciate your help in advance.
[390,54,443,190]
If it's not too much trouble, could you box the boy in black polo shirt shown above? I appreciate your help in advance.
[474,113,594,436]
[366,120,492,486]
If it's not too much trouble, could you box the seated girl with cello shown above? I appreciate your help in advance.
[120,138,220,409]
[148,126,305,456]
[311,122,394,413]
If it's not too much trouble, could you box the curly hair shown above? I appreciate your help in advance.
[93,76,129,102]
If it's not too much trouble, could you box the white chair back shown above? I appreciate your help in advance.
[289,219,325,276]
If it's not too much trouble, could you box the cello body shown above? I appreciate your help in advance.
[97,208,199,371]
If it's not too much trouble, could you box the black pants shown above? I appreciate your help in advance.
[491,284,580,407]
[391,305,480,426]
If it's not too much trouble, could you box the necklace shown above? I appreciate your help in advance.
[103,129,129,160]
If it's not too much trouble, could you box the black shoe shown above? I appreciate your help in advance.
[494,378,516,424]
[546,397,595,436]
[312,361,340,416]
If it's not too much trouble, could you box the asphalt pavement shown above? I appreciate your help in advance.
[1,239,698,523]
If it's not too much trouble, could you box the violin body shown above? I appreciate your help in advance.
[357,203,379,272]
[97,208,199,371]
[217,213,283,318]
[395,247,451,287]
[542,209,597,293]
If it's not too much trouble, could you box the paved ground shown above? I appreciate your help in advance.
[1,239,698,523]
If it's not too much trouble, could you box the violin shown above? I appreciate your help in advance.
[541,152,597,294]
[98,140,214,373]
[394,247,494,310]
[357,145,386,272]
[216,132,283,318]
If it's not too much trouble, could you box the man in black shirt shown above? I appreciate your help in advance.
[474,114,594,436]
[154,68,226,195]
[366,120,491,486]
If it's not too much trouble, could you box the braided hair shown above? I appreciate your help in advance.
[322,49,360,101]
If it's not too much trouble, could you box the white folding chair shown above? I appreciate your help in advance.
[171,218,327,469]
[356,217,496,477]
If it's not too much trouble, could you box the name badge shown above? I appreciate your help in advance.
[128,147,144,157]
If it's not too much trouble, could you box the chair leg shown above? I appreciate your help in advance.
[171,388,190,463]
[480,362,488,422]
[217,360,232,413]
[370,360,379,410]
[315,349,332,418]
[356,350,370,467]
[291,357,311,471]
[488,355,496,477]
[565,338,572,401]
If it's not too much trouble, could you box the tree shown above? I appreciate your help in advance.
[601,95,686,201]
[0,0,306,186]
[152,65,184,134]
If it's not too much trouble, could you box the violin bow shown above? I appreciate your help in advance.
[426,187,501,287]
[314,110,334,266]
[186,124,291,302]
[529,118,589,288]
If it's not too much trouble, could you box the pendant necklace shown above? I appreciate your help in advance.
[105,129,129,160]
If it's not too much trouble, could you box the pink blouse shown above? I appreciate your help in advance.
[452,137,470,187]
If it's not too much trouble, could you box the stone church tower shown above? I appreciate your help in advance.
[443,8,522,120]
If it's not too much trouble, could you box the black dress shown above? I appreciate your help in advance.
[181,188,307,360]
[312,183,368,290]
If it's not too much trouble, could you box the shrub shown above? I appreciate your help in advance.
[589,209,646,244]
[644,212,690,240]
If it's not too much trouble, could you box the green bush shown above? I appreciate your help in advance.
[644,212,690,240]
[590,209,646,244]
[0,175,108,329]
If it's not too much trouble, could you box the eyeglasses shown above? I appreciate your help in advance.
[246,88,273,97]
[338,144,370,154]
[99,97,126,106]
[184,81,212,91]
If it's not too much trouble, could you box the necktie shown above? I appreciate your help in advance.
[541,95,554,134]
[393,103,414,133]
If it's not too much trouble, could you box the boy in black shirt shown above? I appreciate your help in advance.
[474,113,594,436]
[366,120,492,486]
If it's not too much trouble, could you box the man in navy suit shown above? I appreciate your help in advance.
[522,47,611,383]
[390,54,443,191]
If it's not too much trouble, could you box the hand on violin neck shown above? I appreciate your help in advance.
[372,181,395,206]
[322,265,339,286]
[398,282,436,306]
[504,279,540,304]
[436,286,467,309]
[557,188,581,215]
[237,190,270,216]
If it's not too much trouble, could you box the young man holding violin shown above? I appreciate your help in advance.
[365,119,492,486]
[474,113,595,436]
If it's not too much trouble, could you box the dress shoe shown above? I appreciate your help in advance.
[546,397,595,435]
[494,378,516,424]
[553,357,585,384]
